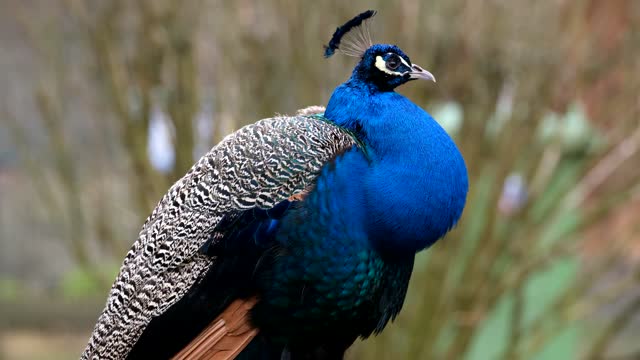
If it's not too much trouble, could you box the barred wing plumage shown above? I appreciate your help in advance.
[82,113,356,360]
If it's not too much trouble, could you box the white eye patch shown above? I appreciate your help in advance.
[375,55,411,76]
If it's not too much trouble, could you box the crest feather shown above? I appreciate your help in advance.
[324,10,376,58]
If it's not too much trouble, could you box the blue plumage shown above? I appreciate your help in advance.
[92,10,468,360]
[250,37,468,357]
[324,44,467,254]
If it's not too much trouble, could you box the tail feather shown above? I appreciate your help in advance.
[172,297,259,360]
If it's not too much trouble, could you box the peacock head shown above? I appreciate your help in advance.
[324,10,435,91]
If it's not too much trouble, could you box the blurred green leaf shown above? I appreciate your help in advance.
[0,276,22,302]
[58,264,120,300]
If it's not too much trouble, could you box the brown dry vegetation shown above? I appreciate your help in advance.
[1,0,639,359]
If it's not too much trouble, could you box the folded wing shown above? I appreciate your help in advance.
[82,111,356,360]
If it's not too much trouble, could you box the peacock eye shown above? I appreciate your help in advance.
[386,55,400,70]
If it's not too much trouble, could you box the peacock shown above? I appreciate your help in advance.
[82,10,468,360]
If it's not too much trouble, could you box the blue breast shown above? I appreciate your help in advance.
[250,80,468,346]
[324,81,468,255]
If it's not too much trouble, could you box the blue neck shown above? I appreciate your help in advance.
[324,78,468,255]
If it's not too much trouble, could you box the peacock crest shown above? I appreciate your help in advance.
[324,10,376,58]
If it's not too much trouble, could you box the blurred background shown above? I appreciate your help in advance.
[1,0,639,359]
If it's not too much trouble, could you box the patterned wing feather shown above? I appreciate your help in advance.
[82,113,355,360]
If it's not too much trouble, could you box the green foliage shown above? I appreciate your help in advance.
[58,264,120,301]
[0,277,22,302]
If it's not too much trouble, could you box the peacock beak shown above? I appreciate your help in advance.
[409,64,436,82]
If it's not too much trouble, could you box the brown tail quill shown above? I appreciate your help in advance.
[172,297,259,360]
